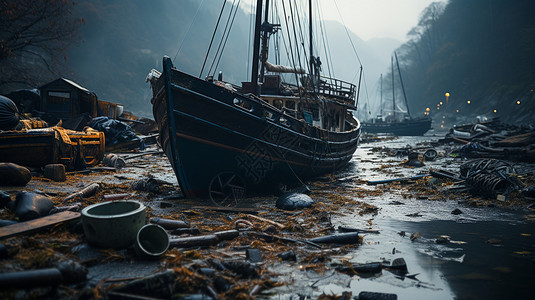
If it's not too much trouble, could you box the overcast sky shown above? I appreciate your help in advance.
[240,0,443,42]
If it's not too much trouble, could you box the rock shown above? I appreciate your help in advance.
[221,260,258,278]
[358,291,398,300]
[13,192,54,221]
[55,260,88,284]
[246,248,262,263]
[278,250,297,261]
[406,159,424,167]
[43,164,66,182]
[214,276,230,292]
[436,235,450,244]
[0,243,8,259]
[276,193,314,210]
[0,191,11,208]
[0,219,17,227]
[390,258,408,271]
[451,208,463,215]
[407,151,420,160]
[0,163,31,186]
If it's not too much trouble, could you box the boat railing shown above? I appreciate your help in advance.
[315,76,356,105]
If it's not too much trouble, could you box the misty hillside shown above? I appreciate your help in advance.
[67,0,251,117]
[389,0,535,125]
[65,0,392,118]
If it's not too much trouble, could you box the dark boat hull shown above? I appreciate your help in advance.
[151,57,360,198]
[361,118,432,136]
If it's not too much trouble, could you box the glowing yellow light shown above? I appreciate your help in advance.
[440,102,443,105]
[467,100,471,104]
[493,109,497,113]
[456,109,459,113]
[388,112,391,115]
[445,92,450,97]
[426,107,430,112]
[516,100,521,105]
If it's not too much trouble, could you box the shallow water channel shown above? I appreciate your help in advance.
[264,135,535,299]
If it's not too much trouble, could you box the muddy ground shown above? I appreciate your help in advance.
[1,131,534,300]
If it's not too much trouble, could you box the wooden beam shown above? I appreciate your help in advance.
[0,211,80,239]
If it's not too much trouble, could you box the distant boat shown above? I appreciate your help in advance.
[147,0,361,202]
[362,53,431,136]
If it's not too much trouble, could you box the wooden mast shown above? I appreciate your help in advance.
[250,0,263,95]
[259,0,270,83]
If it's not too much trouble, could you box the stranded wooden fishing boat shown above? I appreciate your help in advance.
[148,0,361,202]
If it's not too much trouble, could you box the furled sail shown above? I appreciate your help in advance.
[265,61,305,74]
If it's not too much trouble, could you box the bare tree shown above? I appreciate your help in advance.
[0,0,83,91]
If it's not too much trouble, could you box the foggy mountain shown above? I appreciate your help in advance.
[390,0,535,125]
[65,0,396,118]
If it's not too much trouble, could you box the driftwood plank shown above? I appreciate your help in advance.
[0,211,81,239]
[191,206,259,214]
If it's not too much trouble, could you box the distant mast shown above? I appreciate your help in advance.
[394,52,411,119]
[380,73,383,117]
[391,56,395,120]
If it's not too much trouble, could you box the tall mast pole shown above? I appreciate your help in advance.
[259,0,270,83]
[309,0,314,90]
[250,0,263,94]
[391,56,395,120]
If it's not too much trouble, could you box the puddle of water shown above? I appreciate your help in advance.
[327,135,535,299]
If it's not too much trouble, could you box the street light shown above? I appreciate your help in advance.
[516,100,521,105]
[445,92,450,105]
[467,100,471,104]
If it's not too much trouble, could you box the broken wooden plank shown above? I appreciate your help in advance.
[191,206,259,214]
[63,183,99,202]
[0,211,81,239]
[246,214,285,228]
[366,174,430,185]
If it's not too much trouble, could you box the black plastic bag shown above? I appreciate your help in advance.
[0,95,20,130]
[89,116,141,146]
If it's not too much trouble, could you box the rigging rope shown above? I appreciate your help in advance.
[333,0,363,67]
[287,0,305,93]
[281,1,302,92]
[212,0,241,75]
[315,0,335,82]
[207,0,238,76]
[173,0,206,62]
[200,0,227,78]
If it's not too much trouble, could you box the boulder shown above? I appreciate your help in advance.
[0,163,31,186]
[276,193,314,210]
